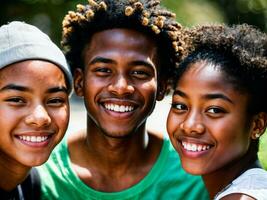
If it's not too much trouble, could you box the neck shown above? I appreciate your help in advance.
[86,120,150,171]
[68,118,163,191]
[0,154,30,191]
[202,148,258,199]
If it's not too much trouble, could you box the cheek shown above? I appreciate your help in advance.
[0,108,23,128]
[212,117,251,153]
[84,77,103,98]
[167,112,180,139]
[167,112,174,135]
[139,80,157,98]
[49,106,70,132]
[166,112,183,153]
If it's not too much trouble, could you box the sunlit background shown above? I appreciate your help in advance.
[1,0,266,168]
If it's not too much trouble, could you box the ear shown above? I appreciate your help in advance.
[156,78,167,101]
[250,112,267,140]
[74,68,84,97]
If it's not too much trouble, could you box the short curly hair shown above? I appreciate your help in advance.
[174,24,267,114]
[61,0,188,83]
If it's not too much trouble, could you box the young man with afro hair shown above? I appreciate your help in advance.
[38,0,208,199]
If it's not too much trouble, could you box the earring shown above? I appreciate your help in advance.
[255,133,261,139]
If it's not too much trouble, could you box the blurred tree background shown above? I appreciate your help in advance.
[0,0,266,169]
[1,0,266,45]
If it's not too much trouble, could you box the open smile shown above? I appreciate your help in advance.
[103,103,135,113]
[181,141,212,152]
[15,131,54,147]
[17,135,50,143]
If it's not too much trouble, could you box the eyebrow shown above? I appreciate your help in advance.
[0,84,68,94]
[0,84,30,92]
[89,57,155,69]
[173,90,187,97]
[130,60,155,69]
[47,87,68,94]
[173,89,234,104]
[204,93,234,104]
[89,57,115,65]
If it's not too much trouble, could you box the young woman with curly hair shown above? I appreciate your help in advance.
[167,24,267,199]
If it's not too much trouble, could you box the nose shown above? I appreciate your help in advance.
[25,105,51,127]
[180,111,205,135]
[108,75,134,96]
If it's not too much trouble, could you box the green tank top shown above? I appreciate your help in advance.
[37,136,208,200]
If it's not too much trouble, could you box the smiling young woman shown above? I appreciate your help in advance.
[167,24,267,199]
[0,21,72,200]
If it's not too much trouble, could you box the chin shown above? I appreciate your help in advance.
[21,154,50,167]
[181,162,205,175]
[103,131,133,139]
[101,127,136,138]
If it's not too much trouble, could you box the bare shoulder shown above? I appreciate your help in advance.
[221,193,256,200]
[67,129,87,158]
[67,129,86,145]
[147,130,164,156]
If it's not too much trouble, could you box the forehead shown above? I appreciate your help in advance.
[89,28,156,48]
[177,61,238,94]
[0,60,66,86]
[83,28,158,62]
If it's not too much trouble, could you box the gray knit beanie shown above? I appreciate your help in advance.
[0,21,72,90]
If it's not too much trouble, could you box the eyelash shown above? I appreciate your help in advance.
[94,67,111,73]
[171,103,188,111]
[206,107,226,114]
[47,98,66,106]
[5,97,26,104]
[171,103,227,117]
[131,70,151,79]
[5,97,66,107]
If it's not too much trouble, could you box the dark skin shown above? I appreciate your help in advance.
[203,148,259,199]
[0,61,69,191]
[68,28,166,192]
[167,61,267,199]
[221,194,255,200]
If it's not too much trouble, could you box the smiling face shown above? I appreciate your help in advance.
[167,61,255,175]
[75,28,162,138]
[0,60,69,168]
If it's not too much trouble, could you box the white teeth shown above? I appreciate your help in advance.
[182,141,211,152]
[104,103,134,113]
[18,136,49,143]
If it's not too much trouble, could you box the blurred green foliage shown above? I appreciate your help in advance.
[0,0,266,45]
[259,131,267,170]
[0,0,266,169]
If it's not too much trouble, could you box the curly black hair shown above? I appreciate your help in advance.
[172,24,267,155]
[61,0,188,83]
[174,24,267,114]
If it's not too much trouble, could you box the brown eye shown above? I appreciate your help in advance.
[5,97,26,105]
[131,70,150,79]
[171,103,187,110]
[93,67,112,77]
[47,98,66,107]
[207,107,225,114]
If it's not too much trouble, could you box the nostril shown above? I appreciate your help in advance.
[108,80,134,95]
[179,120,205,135]
[25,105,51,127]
